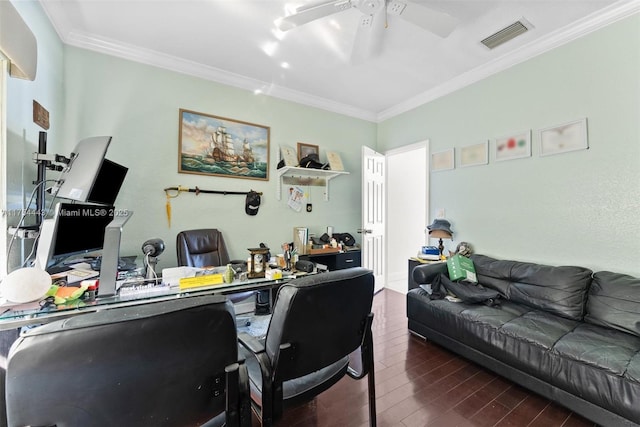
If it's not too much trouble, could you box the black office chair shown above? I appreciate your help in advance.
[238,267,376,427]
[5,295,250,427]
[176,228,243,268]
[176,229,257,319]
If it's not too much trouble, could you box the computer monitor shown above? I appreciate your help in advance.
[35,202,115,271]
[52,136,128,205]
[87,158,128,205]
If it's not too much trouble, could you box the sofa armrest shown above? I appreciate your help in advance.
[412,262,448,285]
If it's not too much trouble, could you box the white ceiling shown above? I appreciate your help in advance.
[39,0,638,122]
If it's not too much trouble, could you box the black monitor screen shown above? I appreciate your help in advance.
[51,203,115,262]
[87,159,128,205]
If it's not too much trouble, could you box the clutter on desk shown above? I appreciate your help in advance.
[293,227,308,255]
[0,267,52,304]
[163,185,263,227]
[248,247,270,278]
[418,246,441,261]
[47,282,89,304]
[307,231,357,252]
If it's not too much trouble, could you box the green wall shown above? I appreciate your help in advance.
[378,14,640,276]
[6,4,639,278]
[62,48,376,268]
[5,1,65,270]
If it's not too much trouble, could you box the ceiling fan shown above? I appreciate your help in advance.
[276,0,459,63]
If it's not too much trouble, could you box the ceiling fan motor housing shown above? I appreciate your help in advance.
[356,0,385,15]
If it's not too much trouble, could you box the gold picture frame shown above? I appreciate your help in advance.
[178,109,270,181]
[297,142,319,161]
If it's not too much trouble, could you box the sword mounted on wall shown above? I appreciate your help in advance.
[163,185,263,227]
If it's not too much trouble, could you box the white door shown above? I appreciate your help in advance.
[0,59,6,278]
[361,146,385,293]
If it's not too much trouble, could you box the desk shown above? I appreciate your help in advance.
[301,249,361,271]
[0,273,305,331]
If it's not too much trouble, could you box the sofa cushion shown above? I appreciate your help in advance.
[500,310,578,350]
[585,271,640,338]
[550,323,640,422]
[471,255,592,321]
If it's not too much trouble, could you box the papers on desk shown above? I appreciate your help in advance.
[179,274,224,290]
[161,266,202,287]
[50,263,99,285]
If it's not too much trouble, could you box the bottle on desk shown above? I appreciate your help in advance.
[224,264,234,284]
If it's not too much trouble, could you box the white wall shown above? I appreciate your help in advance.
[386,142,428,294]
[378,14,640,277]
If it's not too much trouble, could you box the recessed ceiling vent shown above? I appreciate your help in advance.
[481,20,530,49]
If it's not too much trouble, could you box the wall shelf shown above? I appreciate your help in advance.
[276,166,349,201]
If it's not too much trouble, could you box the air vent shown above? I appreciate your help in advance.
[481,20,530,49]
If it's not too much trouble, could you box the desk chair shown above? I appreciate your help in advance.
[5,295,250,427]
[238,267,377,427]
[176,229,256,322]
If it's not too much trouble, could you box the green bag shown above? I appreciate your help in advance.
[447,254,477,282]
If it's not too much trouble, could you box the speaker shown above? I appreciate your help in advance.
[295,260,314,273]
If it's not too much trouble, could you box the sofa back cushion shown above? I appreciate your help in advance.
[585,271,640,337]
[471,254,592,320]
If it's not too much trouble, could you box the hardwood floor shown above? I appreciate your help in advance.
[259,289,598,427]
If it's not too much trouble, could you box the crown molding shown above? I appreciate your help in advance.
[377,1,640,122]
[61,30,378,123]
[42,0,638,124]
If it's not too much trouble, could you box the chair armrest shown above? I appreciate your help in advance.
[223,360,251,427]
[238,332,265,354]
[412,262,448,285]
[347,313,374,380]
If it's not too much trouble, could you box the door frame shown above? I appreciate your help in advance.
[385,140,429,294]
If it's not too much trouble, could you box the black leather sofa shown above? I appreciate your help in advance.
[407,254,640,426]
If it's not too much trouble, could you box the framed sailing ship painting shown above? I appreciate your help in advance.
[178,109,270,181]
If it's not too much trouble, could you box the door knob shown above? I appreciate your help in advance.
[357,228,372,234]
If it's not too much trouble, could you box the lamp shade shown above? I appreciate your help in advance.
[427,219,453,237]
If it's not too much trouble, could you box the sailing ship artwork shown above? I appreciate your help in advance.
[179,109,270,181]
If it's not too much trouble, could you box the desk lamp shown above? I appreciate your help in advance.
[427,219,453,259]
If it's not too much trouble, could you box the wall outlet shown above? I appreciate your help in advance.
[436,208,445,219]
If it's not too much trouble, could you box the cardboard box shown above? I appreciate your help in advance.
[447,255,477,282]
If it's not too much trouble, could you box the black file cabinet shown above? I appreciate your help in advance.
[301,250,361,271]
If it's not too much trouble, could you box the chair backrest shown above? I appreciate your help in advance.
[176,228,231,267]
[6,295,239,427]
[265,267,374,382]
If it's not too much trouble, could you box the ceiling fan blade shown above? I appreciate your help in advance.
[277,0,353,32]
[390,0,458,38]
[350,11,385,64]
